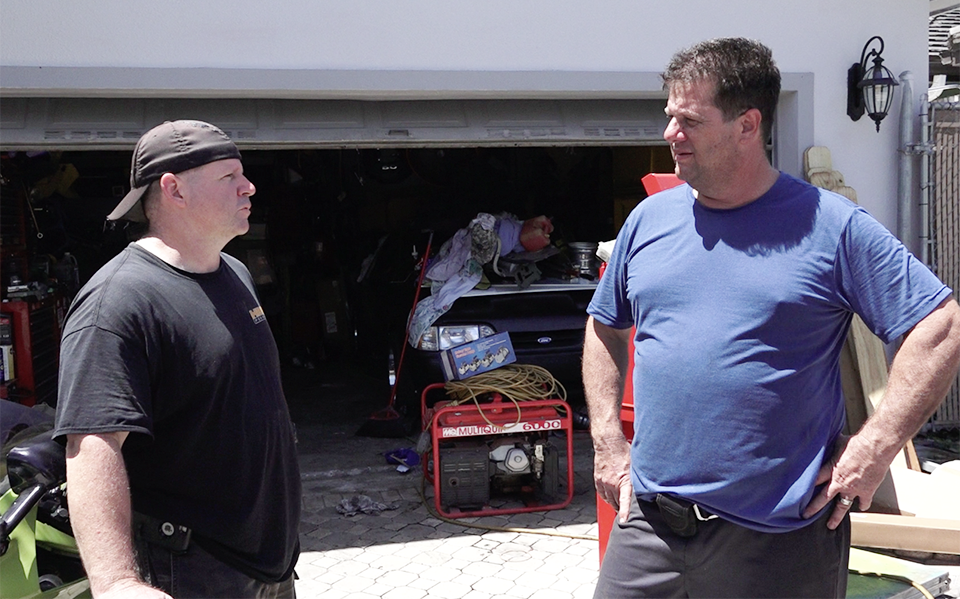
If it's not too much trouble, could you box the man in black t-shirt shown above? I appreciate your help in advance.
[54,120,301,599]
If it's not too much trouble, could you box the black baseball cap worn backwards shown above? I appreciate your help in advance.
[108,120,242,222]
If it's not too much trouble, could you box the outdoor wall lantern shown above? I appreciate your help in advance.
[847,36,899,132]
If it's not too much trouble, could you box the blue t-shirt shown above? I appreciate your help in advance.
[588,173,951,532]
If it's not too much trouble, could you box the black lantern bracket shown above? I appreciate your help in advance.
[847,36,899,132]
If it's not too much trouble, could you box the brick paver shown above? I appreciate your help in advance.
[294,423,600,598]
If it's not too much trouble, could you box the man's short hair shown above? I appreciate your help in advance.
[141,181,161,218]
[662,38,781,141]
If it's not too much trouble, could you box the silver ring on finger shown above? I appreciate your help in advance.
[838,496,854,507]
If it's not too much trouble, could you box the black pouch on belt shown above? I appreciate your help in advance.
[655,494,699,537]
[133,512,192,553]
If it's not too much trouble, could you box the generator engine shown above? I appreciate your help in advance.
[438,433,560,510]
[421,382,574,518]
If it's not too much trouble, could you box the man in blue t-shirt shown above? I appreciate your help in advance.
[585,38,960,598]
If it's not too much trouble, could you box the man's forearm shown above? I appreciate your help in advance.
[859,298,960,458]
[65,432,142,596]
[583,316,635,519]
[803,298,960,525]
[582,316,631,443]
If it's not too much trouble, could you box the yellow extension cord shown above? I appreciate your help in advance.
[847,569,937,599]
[440,364,568,429]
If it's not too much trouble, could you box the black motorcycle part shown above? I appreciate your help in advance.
[6,429,66,494]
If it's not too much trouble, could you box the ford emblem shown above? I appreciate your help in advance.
[537,336,553,344]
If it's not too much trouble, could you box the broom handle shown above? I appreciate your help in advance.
[389,231,434,407]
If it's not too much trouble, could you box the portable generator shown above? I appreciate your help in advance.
[420,382,574,519]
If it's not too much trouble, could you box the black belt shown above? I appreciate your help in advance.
[650,494,718,538]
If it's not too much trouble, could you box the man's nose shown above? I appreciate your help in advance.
[240,176,256,197]
[663,118,681,143]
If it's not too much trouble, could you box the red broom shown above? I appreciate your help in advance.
[357,231,433,437]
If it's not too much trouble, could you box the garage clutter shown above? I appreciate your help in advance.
[407,212,556,348]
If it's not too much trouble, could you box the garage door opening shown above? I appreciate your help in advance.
[0,143,673,418]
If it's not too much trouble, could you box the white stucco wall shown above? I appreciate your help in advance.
[0,0,930,233]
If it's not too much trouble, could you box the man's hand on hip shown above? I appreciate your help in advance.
[593,434,634,523]
[802,433,893,529]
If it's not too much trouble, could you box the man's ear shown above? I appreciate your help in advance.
[158,172,187,207]
[739,108,764,143]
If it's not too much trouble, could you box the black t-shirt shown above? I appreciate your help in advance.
[54,244,301,582]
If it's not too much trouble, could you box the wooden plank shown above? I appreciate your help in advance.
[849,315,888,416]
[850,512,960,555]
[902,441,922,472]
[841,332,870,435]
[881,466,960,520]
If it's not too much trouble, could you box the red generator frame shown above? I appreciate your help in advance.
[420,382,575,519]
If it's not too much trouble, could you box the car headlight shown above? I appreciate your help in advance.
[418,324,496,351]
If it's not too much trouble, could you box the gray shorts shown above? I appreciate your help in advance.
[595,493,850,598]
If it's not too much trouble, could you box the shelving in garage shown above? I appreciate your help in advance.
[0,164,71,406]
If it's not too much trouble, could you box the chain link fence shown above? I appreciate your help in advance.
[928,101,959,427]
